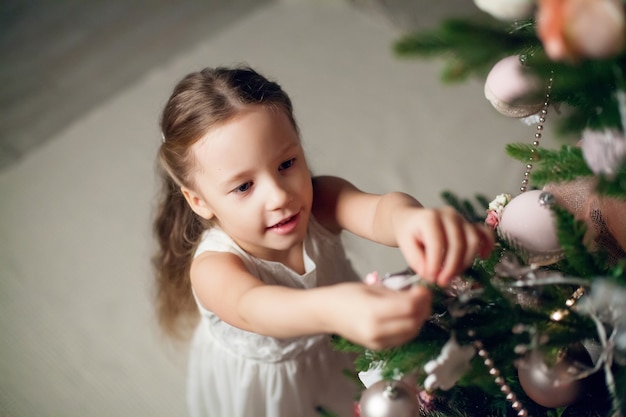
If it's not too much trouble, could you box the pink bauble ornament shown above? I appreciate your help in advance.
[517,351,583,408]
[497,190,563,265]
[359,380,420,417]
[484,55,546,118]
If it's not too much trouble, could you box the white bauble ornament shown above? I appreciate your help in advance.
[359,380,420,417]
[517,351,583,408]
[484,55,546,118]
[497,190,563,265]
[474,0,535,21]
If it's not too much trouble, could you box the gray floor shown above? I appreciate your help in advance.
[0,0,274,170]
[0,1,560,416]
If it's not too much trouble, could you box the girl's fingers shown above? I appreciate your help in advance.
[407,242,427,280]
[398,228,428,281]
[421,214,446,281]
[401,210,455,285]
[478,224,496,258]
[373,287,432,348]
[438,213,467,285]
[437,215,496,286]
[461,223,482,271]
[400,209,496,287]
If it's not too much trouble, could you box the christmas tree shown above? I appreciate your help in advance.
[334,1,626,416]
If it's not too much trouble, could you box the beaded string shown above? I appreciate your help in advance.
[469,337,531,417]
[470,70,557,417]
[520,72,554,193]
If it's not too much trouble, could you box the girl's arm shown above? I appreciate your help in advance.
[312,175,494,287]
[191,250,432,350]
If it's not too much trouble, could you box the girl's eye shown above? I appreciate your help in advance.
[234,182,252,193]
[279,158,295,171]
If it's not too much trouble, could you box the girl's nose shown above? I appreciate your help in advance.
[266,180,291,210]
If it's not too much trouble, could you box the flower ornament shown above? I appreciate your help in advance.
[485,211,500,229]
[485,193,511,229]
[580,129,626,180]
[364,271,381,286]
[536,0,626,61]
[423,334,476,391]
[417,390,438,413]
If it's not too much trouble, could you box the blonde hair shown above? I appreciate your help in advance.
[153,66,298,338]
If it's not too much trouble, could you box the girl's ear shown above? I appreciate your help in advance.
[181,187,215,220]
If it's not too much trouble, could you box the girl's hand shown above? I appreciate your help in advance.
[393,206,494,287]
[312,177,494,287]
[325,282,432,351]
[192,253,431,345]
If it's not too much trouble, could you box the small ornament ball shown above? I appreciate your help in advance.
[359,380,420,417]
[517,351,583,408]
[498,190,563,265]
[484,55,546,118]
[474,0,535,21]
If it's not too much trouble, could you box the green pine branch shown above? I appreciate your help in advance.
[506,143,626,198]
[441,191,490,223]
[505,143,593,186]
[394,18,540,82]
[394,15,626,139]
[551,205,605,276]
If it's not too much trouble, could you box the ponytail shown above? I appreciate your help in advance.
[152,170,205,339]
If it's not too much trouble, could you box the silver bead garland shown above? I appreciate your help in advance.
[520,73,554,193]
[473,340,531,417]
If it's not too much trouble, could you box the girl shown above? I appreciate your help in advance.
[153,66,494,417]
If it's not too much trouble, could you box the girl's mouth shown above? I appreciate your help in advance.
[268,213,299,234]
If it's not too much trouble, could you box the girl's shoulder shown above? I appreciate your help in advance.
[194,226,240,259]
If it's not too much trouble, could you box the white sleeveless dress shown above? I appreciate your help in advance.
[187,217,361,417]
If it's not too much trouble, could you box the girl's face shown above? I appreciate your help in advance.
[182,106,313,265]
